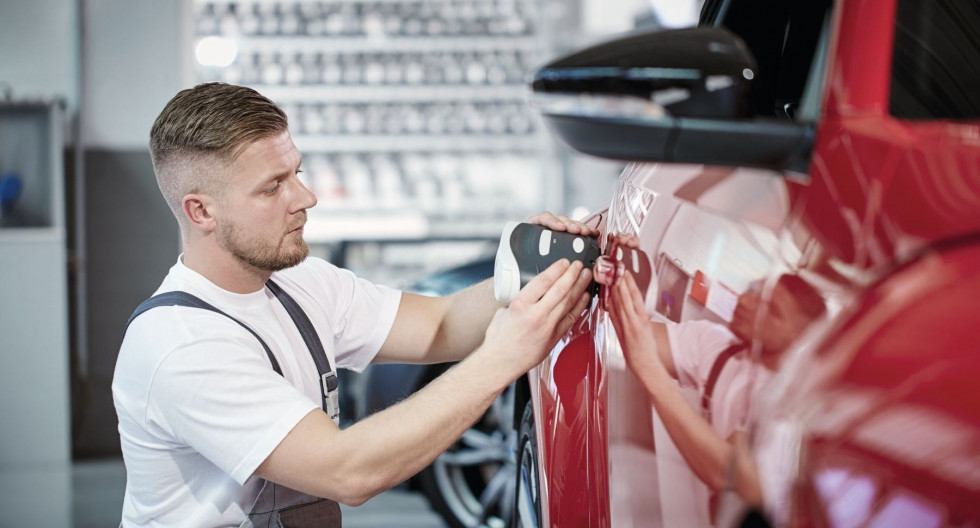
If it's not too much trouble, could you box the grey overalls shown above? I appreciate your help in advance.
[128,280,343,527]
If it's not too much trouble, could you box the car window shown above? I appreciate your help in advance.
[890,0,980,120]
[701,0,833,121]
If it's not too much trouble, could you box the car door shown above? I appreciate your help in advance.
[602,161,801,527]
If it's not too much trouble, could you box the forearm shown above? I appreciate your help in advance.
[634,356,734,492]
[315,343,515,503]
[263,258,591,505]
[428,278,502,362]
[374,280,502,364]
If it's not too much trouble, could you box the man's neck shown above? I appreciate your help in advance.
[182,242,271,294]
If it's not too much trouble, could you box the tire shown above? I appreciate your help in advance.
[418,383,517,528]
[513,399,541,528]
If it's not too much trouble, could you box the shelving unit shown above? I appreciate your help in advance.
[191,0,563,283]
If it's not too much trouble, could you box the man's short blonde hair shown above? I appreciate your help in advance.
[149,83,288,224]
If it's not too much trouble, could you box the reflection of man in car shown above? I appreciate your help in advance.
[112,82,596,527]
[598,251,825,508]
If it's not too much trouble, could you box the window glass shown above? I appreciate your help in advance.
[891,0,980,119]
[701,0,833,121]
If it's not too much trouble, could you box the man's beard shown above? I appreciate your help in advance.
[218,220,309,272]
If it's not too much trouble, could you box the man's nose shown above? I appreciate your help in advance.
[294,178,318,211]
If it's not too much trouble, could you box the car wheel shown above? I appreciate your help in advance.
[514,399,541,528]
[418,383,517,528]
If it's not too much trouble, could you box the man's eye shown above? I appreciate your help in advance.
[265,182,280,195]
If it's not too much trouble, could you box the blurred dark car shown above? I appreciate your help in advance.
[348,258,515,528]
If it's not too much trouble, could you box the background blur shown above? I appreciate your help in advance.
[0,0,700,525]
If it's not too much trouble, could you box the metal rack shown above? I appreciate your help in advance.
[192,0,562,256]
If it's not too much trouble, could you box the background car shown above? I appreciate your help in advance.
[516,0,980,526]
[344,258,521,528]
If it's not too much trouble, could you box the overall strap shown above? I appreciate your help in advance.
[125,291,283,375]
[265,280,338,403]
[701,343,747,423]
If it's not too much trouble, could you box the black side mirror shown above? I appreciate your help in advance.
[531,27,812,172]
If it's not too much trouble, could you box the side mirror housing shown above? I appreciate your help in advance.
[531,27,812,172]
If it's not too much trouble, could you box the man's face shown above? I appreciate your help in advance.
[729,279,813,354]
[213,131,317,272]
[729,281,763,344]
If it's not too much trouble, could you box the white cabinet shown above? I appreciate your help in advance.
[0,101,71,527]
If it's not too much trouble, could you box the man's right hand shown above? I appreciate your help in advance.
[481,258,592,376]
[254,259,591,506]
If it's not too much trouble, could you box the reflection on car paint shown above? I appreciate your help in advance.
[525,0,980,525]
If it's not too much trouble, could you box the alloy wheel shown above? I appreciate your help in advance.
[423,384,517,528]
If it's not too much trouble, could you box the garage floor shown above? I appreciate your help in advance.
[73,458,448,527]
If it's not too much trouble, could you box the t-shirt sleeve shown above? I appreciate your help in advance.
[145,333,319,485]
[667,320,736,392]
[306,259,402,372]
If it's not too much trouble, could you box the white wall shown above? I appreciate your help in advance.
[82,0,190,148]
[0,0,78,107]
[581,0,700,37]
[0,0,190,148]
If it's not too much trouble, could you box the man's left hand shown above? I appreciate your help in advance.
[526,211,597,237]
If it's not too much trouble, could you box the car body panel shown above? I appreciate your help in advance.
[529,307,606,527]
[527,0,980,525]
[752,0,980,523]
[801,0,980,269]
[756,239,980,526]
[530,161,799,527]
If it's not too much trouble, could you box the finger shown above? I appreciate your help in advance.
[609,283,628,326]
[551,214,576,233]
[616,287,639,331]
[555,215,574,232]
[577,219,597,236]
[556,291,591,337]
[608,291,622,326]
[593,256,616,286]
[526,211,567,232]
[624,273,646,316]
[607,299,625,340]
[610,233,638,249]
[538,260,584,310]
[566,220,597,236]
[525,211,553,224]
[516,258,569,303]
[615,276,638,320]
[551,266,593,323]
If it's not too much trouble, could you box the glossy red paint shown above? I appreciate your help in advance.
[771,241,980,525]
[802,0,980,267]
[822,0,895,118]
[530,306,608,527]
[528,0,980,524]
[761,0,980,523]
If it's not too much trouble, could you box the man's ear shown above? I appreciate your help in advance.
[182,193,218,233]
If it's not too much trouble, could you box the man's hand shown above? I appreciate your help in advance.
[608,272,665,376]
[481,259,592,376]
[526,211,598,237]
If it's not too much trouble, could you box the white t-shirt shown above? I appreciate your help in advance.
[112,257,401,527]
[667,320,772,440]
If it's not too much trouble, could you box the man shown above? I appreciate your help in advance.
[600,258,825,507]
[112,82,594,527]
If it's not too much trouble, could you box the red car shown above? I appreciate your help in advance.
[515,0,980,526]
